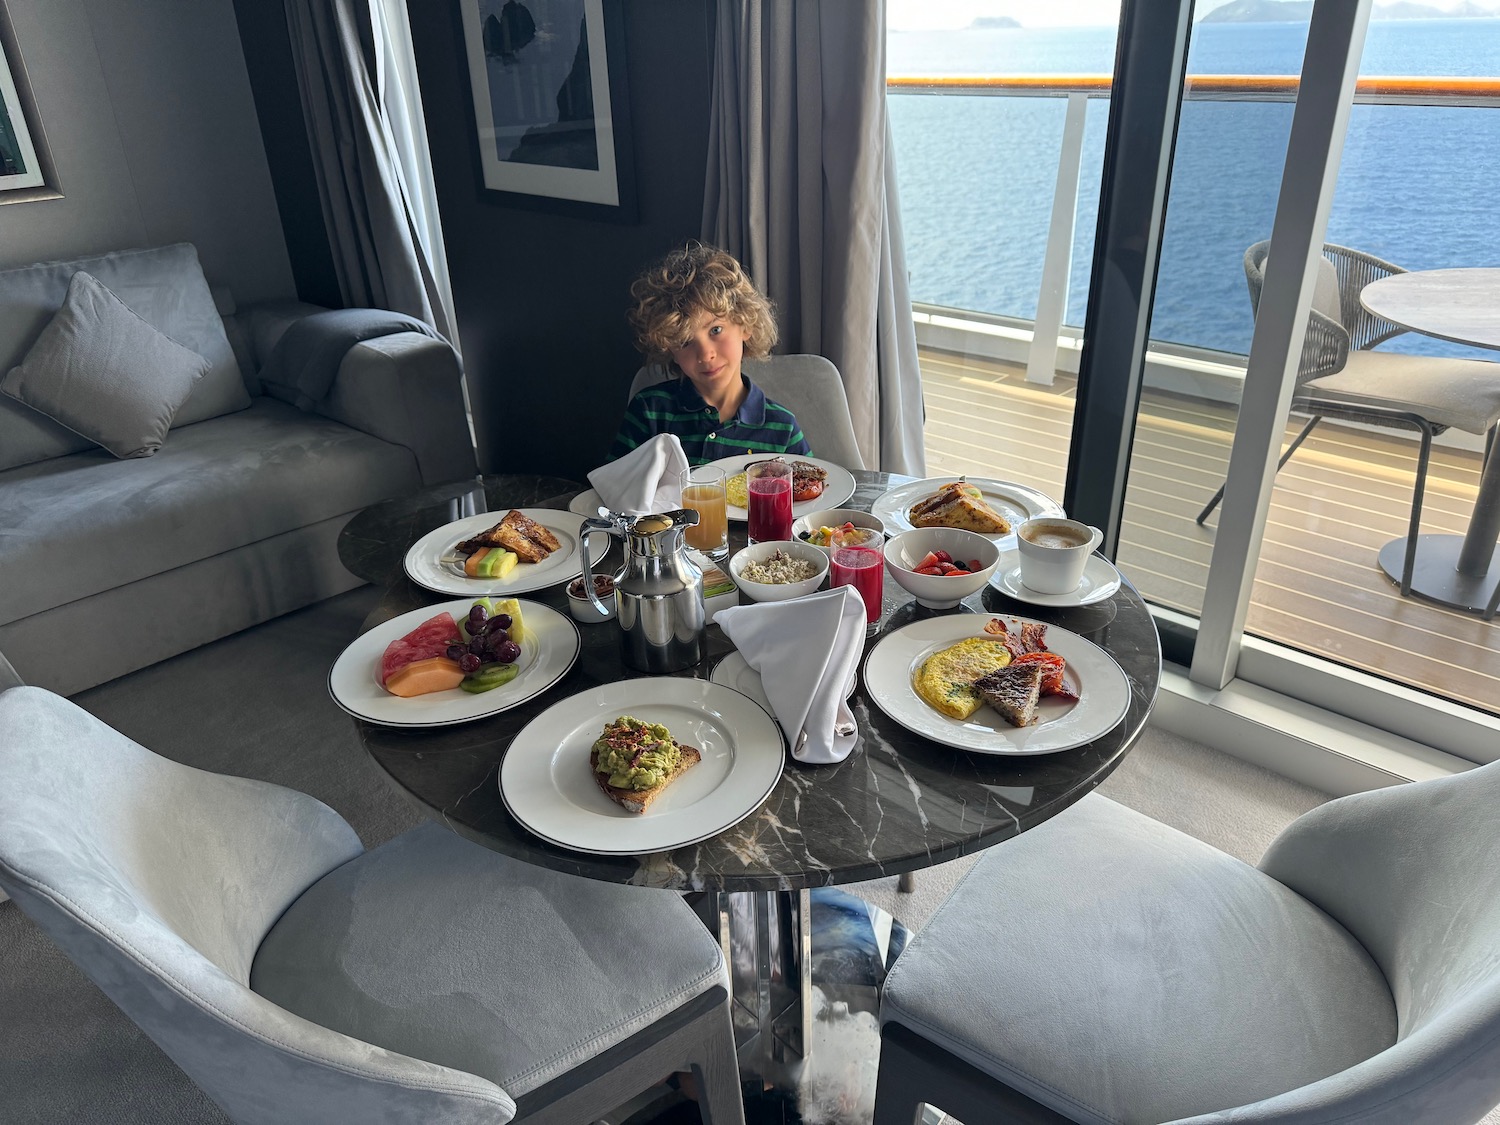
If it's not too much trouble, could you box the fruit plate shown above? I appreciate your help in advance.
[704,454,858,522]
[862,614,1129,756]
[870,477,1063,544]
[500,678,786,855]
[404,509,607,597]
[328,599,579,728]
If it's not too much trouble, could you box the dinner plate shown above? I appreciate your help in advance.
[871,477,1064,543]
[404,509,607,596]
[863,614,1130,755]
[705,454,858,522]
[709,651,773,713]
[989,552,1123,607]
[499,678,786,855]
[328,599,580,728]
[568,488,606,518]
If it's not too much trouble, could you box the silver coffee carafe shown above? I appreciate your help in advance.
[580,510,706,673]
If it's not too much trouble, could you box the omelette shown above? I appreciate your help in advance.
[726,471,749,509]
[915,637,1015,720]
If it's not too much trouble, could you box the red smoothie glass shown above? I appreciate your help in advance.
[746,460,794,544]
[830,528,884,633]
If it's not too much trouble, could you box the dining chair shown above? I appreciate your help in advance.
[0,686,745,1125]
[628,353,867,469]
[873,763,1500,1125]
[1197,241,1500,595]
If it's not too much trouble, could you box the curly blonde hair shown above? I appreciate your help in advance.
[628,242,778,369]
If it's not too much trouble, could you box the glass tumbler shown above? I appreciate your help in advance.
[829,526,885,634]
[746,459,794,544]
[680,465,729,563]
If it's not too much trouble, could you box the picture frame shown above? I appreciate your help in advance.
[458,0,635,222]
[0,0,60,205]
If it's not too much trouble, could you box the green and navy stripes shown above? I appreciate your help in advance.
[610,376,810,465]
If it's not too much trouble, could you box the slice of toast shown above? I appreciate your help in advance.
[973,662,1045,727]
[457,510,560,563]
[591,744,702,814]
[909,481,1012,535]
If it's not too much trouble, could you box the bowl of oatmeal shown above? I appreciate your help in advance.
[728,540,829,603]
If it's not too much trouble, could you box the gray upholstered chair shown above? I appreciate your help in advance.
[0,687,744,1125]
[1197,242,1500,595]
[874,766,1500,1125]
[628,353,867,469]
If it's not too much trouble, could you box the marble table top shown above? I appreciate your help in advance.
[337,473,1162,891]
[1359,267,1500,352]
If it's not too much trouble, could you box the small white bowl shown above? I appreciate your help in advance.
[566,575,618,622]
[791,508,888,555]
[883,528,1000,610]
[729,540,830,602]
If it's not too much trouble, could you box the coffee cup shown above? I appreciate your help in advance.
[1015,517,1103,594]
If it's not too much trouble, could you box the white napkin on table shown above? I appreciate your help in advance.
[587,433,688,516]
[715,585,866,764]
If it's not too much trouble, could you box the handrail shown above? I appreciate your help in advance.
[888,74,1500,108]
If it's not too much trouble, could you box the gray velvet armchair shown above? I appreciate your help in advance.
[875,765,1500,1124]
[0,687,745,1125]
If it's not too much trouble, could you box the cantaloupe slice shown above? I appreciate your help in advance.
[464,548,491,577]
[383,656,464,697]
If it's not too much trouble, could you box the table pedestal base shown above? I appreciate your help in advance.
[1379,534,1500,613]
[714,887,911,1124]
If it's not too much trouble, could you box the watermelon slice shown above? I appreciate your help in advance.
[380,612,462,685]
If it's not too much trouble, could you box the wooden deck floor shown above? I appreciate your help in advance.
[920,348,1500,716]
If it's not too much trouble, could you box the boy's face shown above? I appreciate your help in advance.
[671,310,746,402]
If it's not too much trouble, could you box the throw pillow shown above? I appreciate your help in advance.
[1,271,210,459]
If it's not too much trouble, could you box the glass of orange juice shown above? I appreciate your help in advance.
[680,466,729,563]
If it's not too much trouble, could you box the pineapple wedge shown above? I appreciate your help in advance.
[493,598,525,645]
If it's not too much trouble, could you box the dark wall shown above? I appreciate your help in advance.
[409,2,714,479]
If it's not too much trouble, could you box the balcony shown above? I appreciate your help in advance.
[892,72,1500,718]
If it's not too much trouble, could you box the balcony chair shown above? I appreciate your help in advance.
[873,764,1500,1125]
[0,686,745,1125]
[628,353,867,469]
[1197,242,1500,595]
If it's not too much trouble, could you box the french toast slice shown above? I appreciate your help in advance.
[973,662,1045,728]
[909,481,1012,535]
[591,744,701,814]
[456,510,560,563]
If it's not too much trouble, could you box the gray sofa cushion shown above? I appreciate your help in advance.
[0,244,251,471]
[3,271,209,458]
[252,821,728,1097]
[880,795,1396,1125]
[0,397,421,626]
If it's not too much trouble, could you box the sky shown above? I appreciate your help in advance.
[886,0,1489,30]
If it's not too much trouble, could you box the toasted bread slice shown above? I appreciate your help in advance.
[591,744,702,814]
[458,510,560,563]
[973,663,1045,728]
[910,484,1011,535]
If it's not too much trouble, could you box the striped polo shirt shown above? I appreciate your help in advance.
[610,376,810,465]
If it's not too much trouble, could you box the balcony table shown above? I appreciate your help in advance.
[336,470,1162,1117]
[1360,268,1500,613]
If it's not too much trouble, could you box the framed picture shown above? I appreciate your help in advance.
[0,0,60,204]
[459,0,635,221]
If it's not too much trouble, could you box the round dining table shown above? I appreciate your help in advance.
[1360,268,1500,613]
[336,468,1162,1114]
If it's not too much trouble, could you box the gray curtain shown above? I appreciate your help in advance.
[704,1,925,474]
[285,0,454,342]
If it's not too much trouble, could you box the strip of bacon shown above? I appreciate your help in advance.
[982,618,1051,657]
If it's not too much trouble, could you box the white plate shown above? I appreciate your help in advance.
[403,509,607,596]
[709,651,773,713]
[328,599,580,728]
[500,679,786,855]
[569,488,606,518]
[706,454,858,522]
[989,552,1123,607]
[871,477,1063,544]
[863,614,1130,755]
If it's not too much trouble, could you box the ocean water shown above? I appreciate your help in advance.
[888,19,1500,359]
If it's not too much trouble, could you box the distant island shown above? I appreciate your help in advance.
[969,16,1021,29]
[1201,0,1498,20]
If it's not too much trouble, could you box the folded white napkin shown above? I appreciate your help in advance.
[716,585,866,764]
[587,433,688,516]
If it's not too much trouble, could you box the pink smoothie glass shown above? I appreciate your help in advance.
[830,527,884,634]
[746,459,794,545]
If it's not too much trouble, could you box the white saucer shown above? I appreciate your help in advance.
[988,552,1122,607]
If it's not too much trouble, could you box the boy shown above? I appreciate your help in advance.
[610,242,810,464]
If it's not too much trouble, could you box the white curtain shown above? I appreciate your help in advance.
[703,0,926,474]
[285,0,459,346]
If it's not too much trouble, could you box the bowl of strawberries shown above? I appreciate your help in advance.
[883,528,1000,610]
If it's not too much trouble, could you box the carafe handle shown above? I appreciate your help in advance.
[579,517,615,618]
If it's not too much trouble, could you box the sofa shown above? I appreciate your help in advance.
[0,243,476,695]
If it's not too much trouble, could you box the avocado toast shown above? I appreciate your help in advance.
[590,715,701,814]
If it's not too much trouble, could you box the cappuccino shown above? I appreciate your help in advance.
[1021,522,1089,550]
